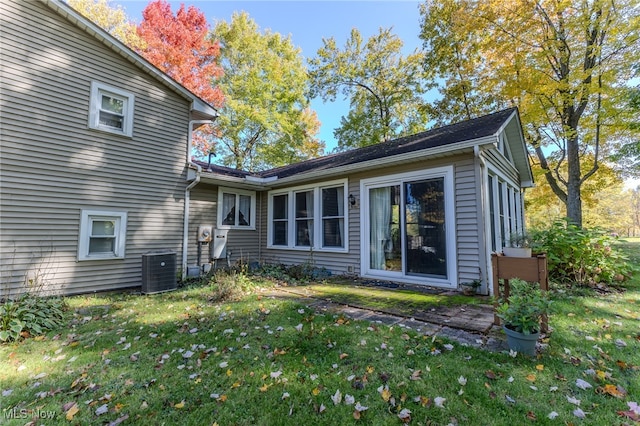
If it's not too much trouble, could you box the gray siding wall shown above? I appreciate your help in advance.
[257,154,482,284]
[186,184,262,269]
[0,1,191,296]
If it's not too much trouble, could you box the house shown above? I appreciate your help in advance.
[187,108,533,295]
[1,0,532,298]
[0,0,216,297]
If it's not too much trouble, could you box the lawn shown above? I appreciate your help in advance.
[1,243,639,425]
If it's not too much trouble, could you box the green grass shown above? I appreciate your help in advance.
[1,243,639,425]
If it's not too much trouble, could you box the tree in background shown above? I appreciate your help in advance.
[67,0,144,50]
[420,0,640,227]
[137,0,224,157]
[308,28,430,151]
[211,12,323,171]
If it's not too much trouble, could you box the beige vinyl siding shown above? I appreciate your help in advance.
[0,1,191,296]
[186,185,261,268]
[453,159,483,283]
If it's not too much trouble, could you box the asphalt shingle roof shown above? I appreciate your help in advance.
[197,108,517,179]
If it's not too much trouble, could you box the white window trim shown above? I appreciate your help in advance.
[216,187,257,230]
[486,166,524,251]
[267,179,348,253]
[78,209,127,261]
[88,81,135,137]
[359,167,457,288]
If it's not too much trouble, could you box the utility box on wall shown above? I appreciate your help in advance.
[141,251,177,294]
[211,229,228,260]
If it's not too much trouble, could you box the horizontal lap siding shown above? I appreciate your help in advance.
[454,159,482,283]
[187,185,261,268]
[0,1,190,296]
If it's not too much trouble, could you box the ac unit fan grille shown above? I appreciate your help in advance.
[141,251,177,294]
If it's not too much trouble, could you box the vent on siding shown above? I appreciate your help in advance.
[141,251,177,294]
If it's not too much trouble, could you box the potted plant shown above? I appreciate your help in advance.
[495,278,551,356]
[503,232,532,258]
[459,279,481,295]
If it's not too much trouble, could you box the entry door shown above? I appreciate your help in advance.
[362,168,456,287]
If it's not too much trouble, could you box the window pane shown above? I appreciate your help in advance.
[295,191,313,218]
[296,219,313,246]
[322,187,343,216]
[99,111,124,129]
[323,218,343,247]
[238,195,251,226]
[404,178,447,278]
[89,237,115,253]
[91,220,115,236]
[101,95,124,114]
[273,194,288,220]
[273,221,287,245]
[222,193,236,225]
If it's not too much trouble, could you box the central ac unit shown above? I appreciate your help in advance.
[141,251,177,294]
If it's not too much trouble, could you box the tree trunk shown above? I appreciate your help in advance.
[566,133,583,227]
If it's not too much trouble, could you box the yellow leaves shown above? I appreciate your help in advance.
[339,353,349,360]
[226,369,233,377]
[65,403,79,420]
[174,400,185,409]
[312,387,321,396]
[273,348,287,356]
[526,374,537,382]
[366,365,374,374]
[597,384,627,398]
[259,384,269,392]
[536,364,545,371]
[231,381,241,388]
[380,386,392,402]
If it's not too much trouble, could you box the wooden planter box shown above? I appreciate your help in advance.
[491,253,549,333]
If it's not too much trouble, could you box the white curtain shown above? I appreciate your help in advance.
[306,190,314,245]
[336,186,344,245]
[370,187,391,270]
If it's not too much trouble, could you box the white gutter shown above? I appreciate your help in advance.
[182,120,215,280]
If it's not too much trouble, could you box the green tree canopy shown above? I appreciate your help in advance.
[211,12,323,171]
[308,28,431,151]
[420,0,640,227]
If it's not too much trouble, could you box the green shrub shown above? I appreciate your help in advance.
[531,219,631,286]
[0,294,66,342]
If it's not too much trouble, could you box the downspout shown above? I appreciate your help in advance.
[474,145,490,295]
[182,119,214,280]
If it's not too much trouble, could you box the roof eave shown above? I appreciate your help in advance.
[198,136,498,189]
[45,0,217,121]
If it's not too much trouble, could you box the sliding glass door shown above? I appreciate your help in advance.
[361,168,455,287]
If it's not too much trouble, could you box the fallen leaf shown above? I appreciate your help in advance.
[575,379,593,390]
[397,408,411,423]
[526,411,537,421]
[95,404,108,416]
[65,403,79,420]
[312,387,321,396]
[566,395,581,406]
[548,411,559,420]
[410,370,422,381]
[573,408,587,419]
[597,384,627,398]
[174,400,185,409]
[434,396,446,408]
[525,374,536,382]
[458,376,467,386]
[380,386,391,402]
[107,414,129,426]
[536,364,544,371]
[331,389,342,405]
[345,394,355,405]
[485,370,497,380]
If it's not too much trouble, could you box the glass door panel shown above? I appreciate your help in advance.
[404,178,447,278]
[369,185,401,271]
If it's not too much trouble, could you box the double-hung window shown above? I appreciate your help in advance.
[78,210,127,260]
[89,82,134,137]
[217,187,256,230]
[268,180,347,252]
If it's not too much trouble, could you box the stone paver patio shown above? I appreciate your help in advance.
[259,285,510,352]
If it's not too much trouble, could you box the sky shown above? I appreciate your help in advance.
[113,0,425,153]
